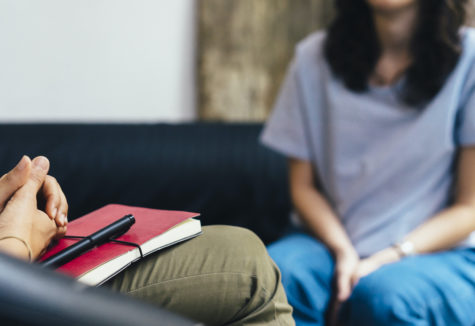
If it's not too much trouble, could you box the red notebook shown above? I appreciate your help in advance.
[41,204,201,286]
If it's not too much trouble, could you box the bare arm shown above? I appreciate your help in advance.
[289,158,358,301]
[405,147,475,252]
[353,147,475,284]
[289,158,353,254]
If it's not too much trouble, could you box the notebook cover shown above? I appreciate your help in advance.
[40,204,200,278]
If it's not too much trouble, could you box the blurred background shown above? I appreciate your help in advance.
[1,0,475,123]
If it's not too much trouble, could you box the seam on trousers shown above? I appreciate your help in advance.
[126,271,258,294]
[225,279,267,325]
[228,267,285,326]
[225,282,282,326]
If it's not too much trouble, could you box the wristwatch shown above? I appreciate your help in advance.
[393,240,416,258]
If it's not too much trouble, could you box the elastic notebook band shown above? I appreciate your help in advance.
[63,235,144,259]
[110,240,144,259]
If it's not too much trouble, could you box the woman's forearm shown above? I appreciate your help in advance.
[365,204,475,266]
[394,148,475,257]
[289,158,355,256]
[404,203,475,254]
[292,184,355,256]
[366,148,475,265]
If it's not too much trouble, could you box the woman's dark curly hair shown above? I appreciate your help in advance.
[324,0,468,107]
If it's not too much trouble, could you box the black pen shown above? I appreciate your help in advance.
[41,214,135,269]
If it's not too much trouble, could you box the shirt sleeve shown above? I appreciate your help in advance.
[457,77,475,146]
[260,59,311,161]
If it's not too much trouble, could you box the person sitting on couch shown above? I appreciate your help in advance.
[0,155,294,326]
[262,0,475,324]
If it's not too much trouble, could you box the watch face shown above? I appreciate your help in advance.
[400,241,415,256]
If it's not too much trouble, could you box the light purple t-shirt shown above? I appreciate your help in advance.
[261,29,475,257]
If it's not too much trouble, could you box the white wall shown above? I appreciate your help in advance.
[0,0,196,122]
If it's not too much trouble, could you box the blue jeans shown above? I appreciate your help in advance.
[268,233,475,326]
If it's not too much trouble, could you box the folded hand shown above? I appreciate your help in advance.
[0,156,68,231]
[0,156,68,259]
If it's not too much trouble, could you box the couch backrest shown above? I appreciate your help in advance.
[0,123,291,243]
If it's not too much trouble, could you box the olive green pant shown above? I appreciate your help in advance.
[106,226,295,326]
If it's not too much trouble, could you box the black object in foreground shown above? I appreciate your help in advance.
[41,214,135,268]
[0,253,198,326]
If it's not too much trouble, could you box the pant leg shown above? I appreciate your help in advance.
[267,233,335,326]
[106,225,294,326]
[340,248,475,326]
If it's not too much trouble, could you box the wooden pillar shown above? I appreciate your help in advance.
[198,0,333,121]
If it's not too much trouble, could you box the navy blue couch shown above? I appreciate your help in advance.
[0,123,291,244]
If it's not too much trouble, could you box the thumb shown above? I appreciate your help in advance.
[16,156,50,199]
[0,155,31,209]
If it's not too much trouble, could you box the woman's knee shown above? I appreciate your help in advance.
[342,272,422,326]
[267,234,334,324]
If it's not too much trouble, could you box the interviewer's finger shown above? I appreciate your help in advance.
[14,156,49,201]
[43,175,61,221]
[42,175,69,226]
[0,155,31,209]
[57,184,68,227]
[54,225,67,240]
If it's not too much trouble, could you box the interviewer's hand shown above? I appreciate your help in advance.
[0,156,68,232]
[0,157,61,259]
[40,174,69,235]
[0,155,31,211]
